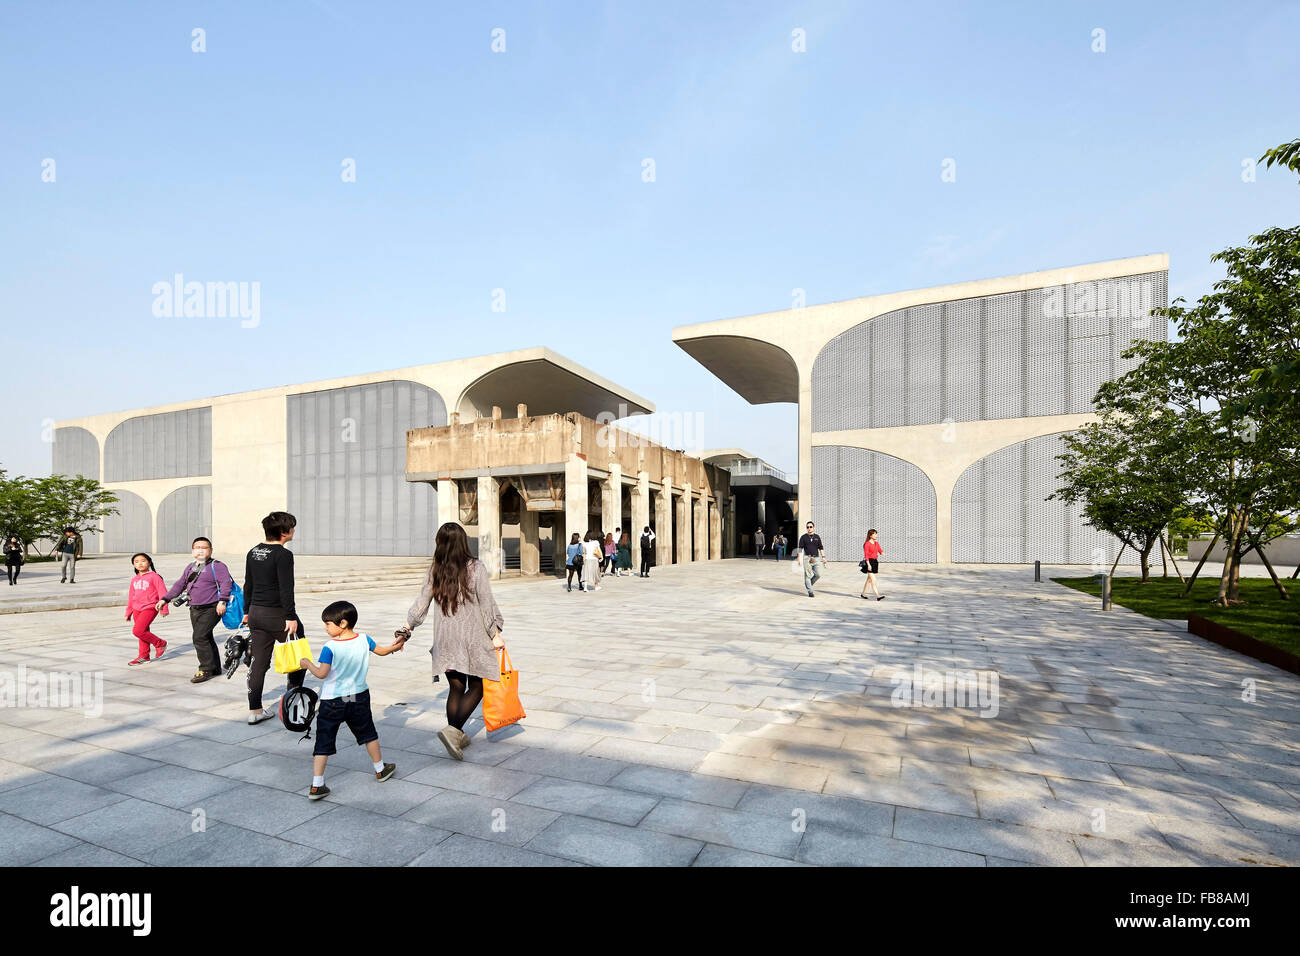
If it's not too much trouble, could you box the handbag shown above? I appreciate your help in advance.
[482,647,526,732]
[273,635,312,674]
[859,559,869,574]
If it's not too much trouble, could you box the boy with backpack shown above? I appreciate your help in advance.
[298,599,406,801]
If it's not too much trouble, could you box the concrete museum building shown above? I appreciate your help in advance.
[50,348,662,560]
[673,254,1169,565]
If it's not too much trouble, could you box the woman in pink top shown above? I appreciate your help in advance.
[861,529,885,601]
[125,553,169,665]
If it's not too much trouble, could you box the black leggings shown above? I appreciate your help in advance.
[445,670,484,731]
[6,562,19,584]
[246,605,305,710]
[566,561,583,588]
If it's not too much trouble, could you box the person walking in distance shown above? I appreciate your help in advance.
[55,528,78,583]
[565,532,585,592]
[125,553,168,665]
[602,532,617,575]
[583,531,603,591]
[616,531,632,577]
[241,512,306,725]
[395,522,506,760]
[797,521,827,598]
[639,526,655,577]
[775,532,787,562]
[5,537,24,585]
[157,537,235,683]
[755,528,766,560]
[861,529,885,601]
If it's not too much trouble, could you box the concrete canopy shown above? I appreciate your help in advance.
[456,348,654,421]
[669,335,799,405]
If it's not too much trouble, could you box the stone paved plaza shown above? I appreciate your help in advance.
[1,557,1298,867]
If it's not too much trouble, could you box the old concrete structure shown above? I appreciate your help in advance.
[51,348,651,555]
[406,410,731,577]
[674,255,1169,565]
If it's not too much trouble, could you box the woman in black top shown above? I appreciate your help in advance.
[5,537,24,585]
[241,511,306,724]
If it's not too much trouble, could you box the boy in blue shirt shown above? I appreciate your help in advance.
[299,599,407,800]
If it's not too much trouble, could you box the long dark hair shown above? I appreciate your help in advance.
[130,552,156,574]
[429,522,475,616]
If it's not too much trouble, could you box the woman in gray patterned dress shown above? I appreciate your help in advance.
[396,522,506,759]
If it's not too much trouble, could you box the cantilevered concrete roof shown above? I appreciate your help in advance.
[455,348,653,421]
[672,254,1169,406]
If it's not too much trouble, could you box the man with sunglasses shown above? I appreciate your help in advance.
[796,521,826,597]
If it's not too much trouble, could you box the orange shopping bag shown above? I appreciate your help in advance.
[482,646,525,732]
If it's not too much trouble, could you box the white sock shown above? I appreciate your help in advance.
[373,761,385,772]
[312,775,324,787]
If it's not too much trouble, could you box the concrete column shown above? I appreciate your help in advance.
[564,454,589,543]
[552,510,567,570]
[709,498,721,560]
[519,506,540,575]
[656,481,672,568]
[693,492,707,562]
[631,470,649,570]
[756,487,767,533]
[436,478,458,529]
[676,481,692,564]
[602,463,622,536]
[477,475,501,578]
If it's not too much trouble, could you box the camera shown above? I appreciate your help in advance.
[171,593,190,608]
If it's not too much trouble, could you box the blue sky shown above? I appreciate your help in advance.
[3,0,1297,479]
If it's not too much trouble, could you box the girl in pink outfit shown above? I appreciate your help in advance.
[126,553,169,665]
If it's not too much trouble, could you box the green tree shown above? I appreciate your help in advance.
[1120,226,1300,606]
[1053,403,1185,582]
[40,474,118,548]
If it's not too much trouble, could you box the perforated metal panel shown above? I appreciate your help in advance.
[287,380,445,555]
[157,485,212,553]
[811,446,937,562]
[951,432,1136,565]
[104,408,211,482]
[811,271,1168,430]
[102,488,152,553]
[52,426,99,480]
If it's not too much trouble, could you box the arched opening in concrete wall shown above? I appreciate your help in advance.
[102,489,152,554]
[157,485,213,554]
[287,380,443,555]
[810,445,937,563]
[52,426,100,481]
[105,408,212,482]
[951,431,1133,566]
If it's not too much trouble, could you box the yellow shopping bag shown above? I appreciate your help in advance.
[273,636,312,674]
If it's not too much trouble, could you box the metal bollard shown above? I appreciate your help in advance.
[1034,560,1041,582]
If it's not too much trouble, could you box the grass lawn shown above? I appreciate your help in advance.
[1052,574,1300,657]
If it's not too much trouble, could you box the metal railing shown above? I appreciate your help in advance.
[726,460,789,482]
